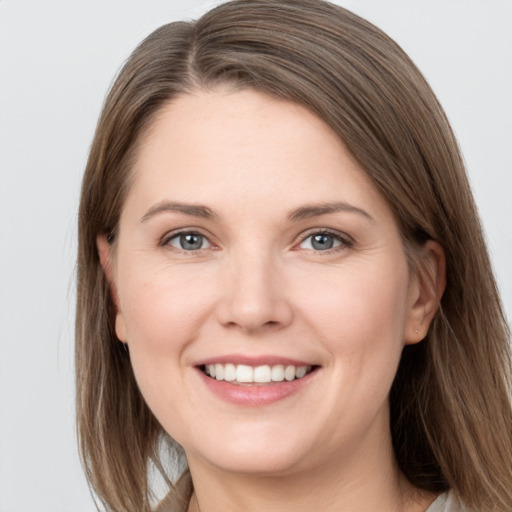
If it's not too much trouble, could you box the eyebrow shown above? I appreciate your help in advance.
[141,201,217,223]
[140,200,373,224]
[288,202,374,223]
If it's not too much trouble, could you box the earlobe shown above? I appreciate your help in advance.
[404,241,446,345]
[96,234,128,343]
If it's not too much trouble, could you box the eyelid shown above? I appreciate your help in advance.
[158,226,353,253]
[295,228,354,251]
[160,228,217,252]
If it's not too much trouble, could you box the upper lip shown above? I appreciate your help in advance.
[194,354,317,367]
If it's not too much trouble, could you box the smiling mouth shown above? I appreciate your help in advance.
[200,363,317,385]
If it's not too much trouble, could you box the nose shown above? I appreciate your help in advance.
[216,250,293,333]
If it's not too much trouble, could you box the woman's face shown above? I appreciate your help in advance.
[105,88,429,477]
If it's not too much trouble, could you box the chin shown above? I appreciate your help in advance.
[182,426,315,477]
[196,451,308,477]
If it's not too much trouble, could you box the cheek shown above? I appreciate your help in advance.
[292,263,411,437]
[302,259,408,327]
[295,260,410,374]
[115,266,219,427]
[118,263,214,347]
[115,264,219,409]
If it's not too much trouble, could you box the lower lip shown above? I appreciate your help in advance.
[196,368,317,406]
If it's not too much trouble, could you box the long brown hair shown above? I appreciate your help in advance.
[76,1,512,510]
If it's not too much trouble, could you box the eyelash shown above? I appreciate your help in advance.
[160,228,354,254]
[161,230,214,253]
[296,229,354,254]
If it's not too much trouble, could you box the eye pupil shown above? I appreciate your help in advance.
[180,233,203,250]
[311,233,334,250]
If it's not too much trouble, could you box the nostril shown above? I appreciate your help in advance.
[220,299,293,330]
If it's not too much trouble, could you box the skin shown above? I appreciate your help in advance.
[98,88,445,512]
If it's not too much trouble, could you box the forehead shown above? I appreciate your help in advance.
[122,88,393,225]
[139,87,345,167]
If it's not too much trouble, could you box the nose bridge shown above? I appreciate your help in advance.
[217,239,292,332]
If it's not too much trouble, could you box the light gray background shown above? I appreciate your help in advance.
[1,1,511,510]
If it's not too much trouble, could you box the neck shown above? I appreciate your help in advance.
[185,429,434,512]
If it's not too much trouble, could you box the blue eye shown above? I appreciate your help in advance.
[299,231,349,251]
[167,232,211,251]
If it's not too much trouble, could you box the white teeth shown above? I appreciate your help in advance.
[204,363,312,384]
[271,364,285,382]
[236,364,254,383]
[224,363,236,381]
[254,365,271,383]
[284,365,296,381]
[295,366,307,379]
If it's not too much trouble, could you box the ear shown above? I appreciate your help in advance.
[96,234,127,343]
[404,240,446,345]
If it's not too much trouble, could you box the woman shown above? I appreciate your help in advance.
[76,1,512,511]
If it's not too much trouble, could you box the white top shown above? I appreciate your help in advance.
[426,491,466,512]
